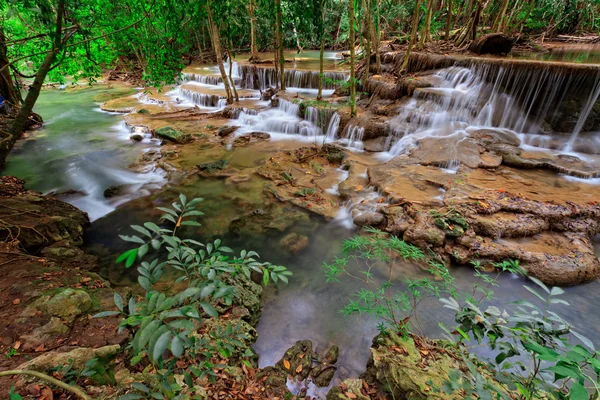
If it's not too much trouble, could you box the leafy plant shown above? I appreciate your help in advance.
[95,196,291,397]
[440,277,600,400]
[294,187,316,197]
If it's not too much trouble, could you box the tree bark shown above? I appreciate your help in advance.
[276,0,285,90]
[419,0,434,49]
[363,0,372,86]
[374,0,381,74]
[248,0,260,61]
[226,41,239,102]
[445,0,453,40]
[492,0,509,32]
[0,28,21,106]
[206,0,233,104]
[317,3,326,101]
[401,0,422,74]
[349,0,357,117]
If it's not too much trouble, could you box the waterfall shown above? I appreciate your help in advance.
[565,74,600,151]
[341,125,365,150]
[277,99,300,116]
[178,88,224,108]
[325,113,341,140]
[183,73,223,86]
[239,65,348,90]
[385,65,600,157]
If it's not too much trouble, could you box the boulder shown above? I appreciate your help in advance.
[279,232,309,254]
[154,126,192,144]
[17,345,121,372]
[41,288,92,323]
[403,212,446,248]
[352,212,385,227]
[469,33,513,55]
[218,125,240,137]
[103,184,126,198]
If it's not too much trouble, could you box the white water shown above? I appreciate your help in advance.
[379,66,600,159]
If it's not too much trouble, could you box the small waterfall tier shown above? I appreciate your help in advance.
[239,65,348,90]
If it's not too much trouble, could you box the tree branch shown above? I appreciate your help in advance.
[0,370,91,400]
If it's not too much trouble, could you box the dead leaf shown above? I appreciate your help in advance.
[34,344,46,352]
[295,364,303,373]
[13,340,21,349]
[345,392,358,399]
[13,298,20,305]
[283,359,291,370]
[299,353,305,359]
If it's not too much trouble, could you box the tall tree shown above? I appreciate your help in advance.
[401,0,422,75]
[349,0,357,117]
[445,0,453,40]
[419,0,435,49]
[317,0,326,101]
[248,0,260,62]
[206,0,233,104]
[276,0,285,90]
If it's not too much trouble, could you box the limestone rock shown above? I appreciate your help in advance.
[279,232,309,254]
[352,212,384,227]
[218,125,240,137]
[21,317,69,349]
[41,288,92,323]
[403,212,446,248]
[17,345,121,372]
[154,126,192,144]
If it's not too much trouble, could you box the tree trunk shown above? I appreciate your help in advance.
[317,4,326,101]
[226,41,239,102]
[401,0,422,74]
[276,0,285,90]
[0,0,66,169]
[363,0,372,86]
[445,0,453,40]
[207,1,233,104]
[349,0,357,117]
[419,0,434,49]
[0,29,21,106]
[471,0,485,41]
[248,0,260,61]
[374,0,381,74]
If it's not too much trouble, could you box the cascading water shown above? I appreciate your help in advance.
[339,125,365,150]
[383,65,600,157]
[325,112,341,140]
[177,88,224,108]
[239,65,348,90]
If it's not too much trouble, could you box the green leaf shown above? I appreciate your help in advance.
[150,330,171,363]
[114,293,124,312]
[116,249,136,264]
[200,302,219,318]
[171,335,184,358]
[545,365,581,381]
[131,383,150,393]
[131,225,152,238]
[138,276,152,291]
[92,311,120,318]
[569,382,588,400]
[572,330,595,352]
[144,222,162,233]
[125,249,138,268]
[138,244,149,259]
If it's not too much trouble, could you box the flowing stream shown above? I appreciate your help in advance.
[6,51,600,398]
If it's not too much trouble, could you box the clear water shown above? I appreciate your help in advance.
[6,52,600,399]
[5,86,165,220]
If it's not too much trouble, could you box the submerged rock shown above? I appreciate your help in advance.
[154,126,192,144]
[279,232,309,254]
[218,125,240,137]
[130,134,144,141]
[229,205,309,236]
[197,159,230,173]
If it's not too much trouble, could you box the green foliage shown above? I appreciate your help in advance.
[440,277,600,400]
[8,386,22,400]
[95,196,291,397]
[4,347,17,359]
[49,357,115,386]
[324,228,439,335]
[294,187,316,197]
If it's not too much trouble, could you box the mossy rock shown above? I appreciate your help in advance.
[197,159,230,173]
[154,126,192,144]
[137,108,150,114]
[433,210,469,238]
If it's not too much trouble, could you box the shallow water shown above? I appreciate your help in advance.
[5,86,166,220]
[8,49,600,399]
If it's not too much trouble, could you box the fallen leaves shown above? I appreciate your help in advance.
[283,359,290,370]
[295,364,302,373]
[12,298,20,305]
